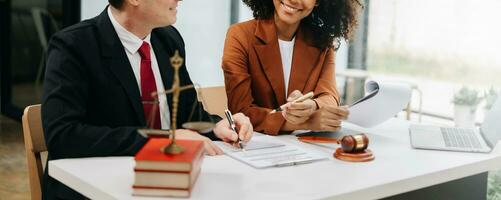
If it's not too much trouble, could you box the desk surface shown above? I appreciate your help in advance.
[49,119,501,200]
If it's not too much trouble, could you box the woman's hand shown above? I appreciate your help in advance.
[306,105,349,131]
[282,90,317,124]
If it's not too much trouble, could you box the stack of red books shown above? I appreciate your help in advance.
[133,138,204,197]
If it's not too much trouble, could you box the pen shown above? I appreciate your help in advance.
[297,136,339,144]
[274,160,313,167]
[224,109,245,150]
[270,92,314,113]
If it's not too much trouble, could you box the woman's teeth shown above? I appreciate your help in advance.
[281,2,299,12]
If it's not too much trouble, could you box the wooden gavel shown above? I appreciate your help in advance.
[298,133,369,153]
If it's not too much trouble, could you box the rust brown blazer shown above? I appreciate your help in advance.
[222,18,340,135]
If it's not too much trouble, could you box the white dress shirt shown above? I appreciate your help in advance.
[278,37,295,97]
[108,7,170,129]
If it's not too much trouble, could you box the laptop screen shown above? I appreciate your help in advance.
[481,96,501,147]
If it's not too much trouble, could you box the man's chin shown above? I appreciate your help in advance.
[165,18,176,26]
[157,21,175,27]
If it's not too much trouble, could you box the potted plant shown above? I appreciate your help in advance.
[452,86,482,128]
[484,87,498,111]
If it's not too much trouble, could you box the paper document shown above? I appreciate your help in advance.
[216,134,327,168]
[346,80,412,127]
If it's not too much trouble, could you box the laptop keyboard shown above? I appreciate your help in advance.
[441,127,481,149]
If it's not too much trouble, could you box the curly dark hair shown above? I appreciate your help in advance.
[242,0,363,49]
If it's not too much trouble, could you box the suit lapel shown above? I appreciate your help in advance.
[151,34,173,94]
[108,51,145,125]
[97,8,145,125]
[288,28,322,95]
[254,19,286,106]
[151,33,174,109]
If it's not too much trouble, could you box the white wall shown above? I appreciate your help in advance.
[81,0,108,20]
[175,1,230,87]
[238,2,254,21]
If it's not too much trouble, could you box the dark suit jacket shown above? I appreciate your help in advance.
[41,8,218,199]
[222,18,340,135]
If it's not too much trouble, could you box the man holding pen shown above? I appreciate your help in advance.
[41,0,253,199]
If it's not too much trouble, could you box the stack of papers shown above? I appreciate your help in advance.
[347,80,412,127]
[216,134,327,168]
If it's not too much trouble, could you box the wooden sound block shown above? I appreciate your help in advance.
[333,148,375,162]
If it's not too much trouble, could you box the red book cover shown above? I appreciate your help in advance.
[135,138,204,172]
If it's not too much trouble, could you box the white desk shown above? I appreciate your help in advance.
[49,119,501,200]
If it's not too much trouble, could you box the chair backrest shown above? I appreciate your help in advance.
[196,86,228,118]
[31,8,60,50]
[22,104,47,200]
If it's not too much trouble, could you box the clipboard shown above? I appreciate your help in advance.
[215,134,328,168]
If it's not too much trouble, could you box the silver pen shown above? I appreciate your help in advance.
[224,109,245,150]
[274,160,313,167]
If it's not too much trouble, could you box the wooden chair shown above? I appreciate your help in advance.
[195,86,228,118]
[22,104,47,200]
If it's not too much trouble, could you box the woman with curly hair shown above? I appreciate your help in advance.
[222,0,362,135]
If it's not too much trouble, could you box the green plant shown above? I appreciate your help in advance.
[452,86,482,106]
[488,170,501,200]
[484,87,499,110]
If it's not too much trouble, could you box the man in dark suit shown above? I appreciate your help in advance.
[41,0,253,199]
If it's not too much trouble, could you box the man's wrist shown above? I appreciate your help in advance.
[203,128,221,141]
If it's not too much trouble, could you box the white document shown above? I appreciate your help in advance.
[215,134,327,168]
[346,80,412,127]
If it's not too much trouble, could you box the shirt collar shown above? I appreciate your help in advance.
[108,6,151,54]
[279,37,296,44]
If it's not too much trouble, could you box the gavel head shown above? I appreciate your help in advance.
[340,134,369,153]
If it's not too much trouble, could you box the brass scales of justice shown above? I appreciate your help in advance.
[138,50,214,155]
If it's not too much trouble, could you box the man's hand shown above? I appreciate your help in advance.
[176,129,223,156]
[306,105,349,131]
[282,90,317,124]
[214,112,253,143]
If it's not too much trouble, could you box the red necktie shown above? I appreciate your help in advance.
[138,42,161,129]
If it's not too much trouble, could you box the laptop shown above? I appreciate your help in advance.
[410,97,501,153]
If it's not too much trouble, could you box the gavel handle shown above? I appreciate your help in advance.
[297,136,339,144]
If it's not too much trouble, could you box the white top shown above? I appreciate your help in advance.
[278,38,295,97]
[48,118,501,200]
[108,7,170,129]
